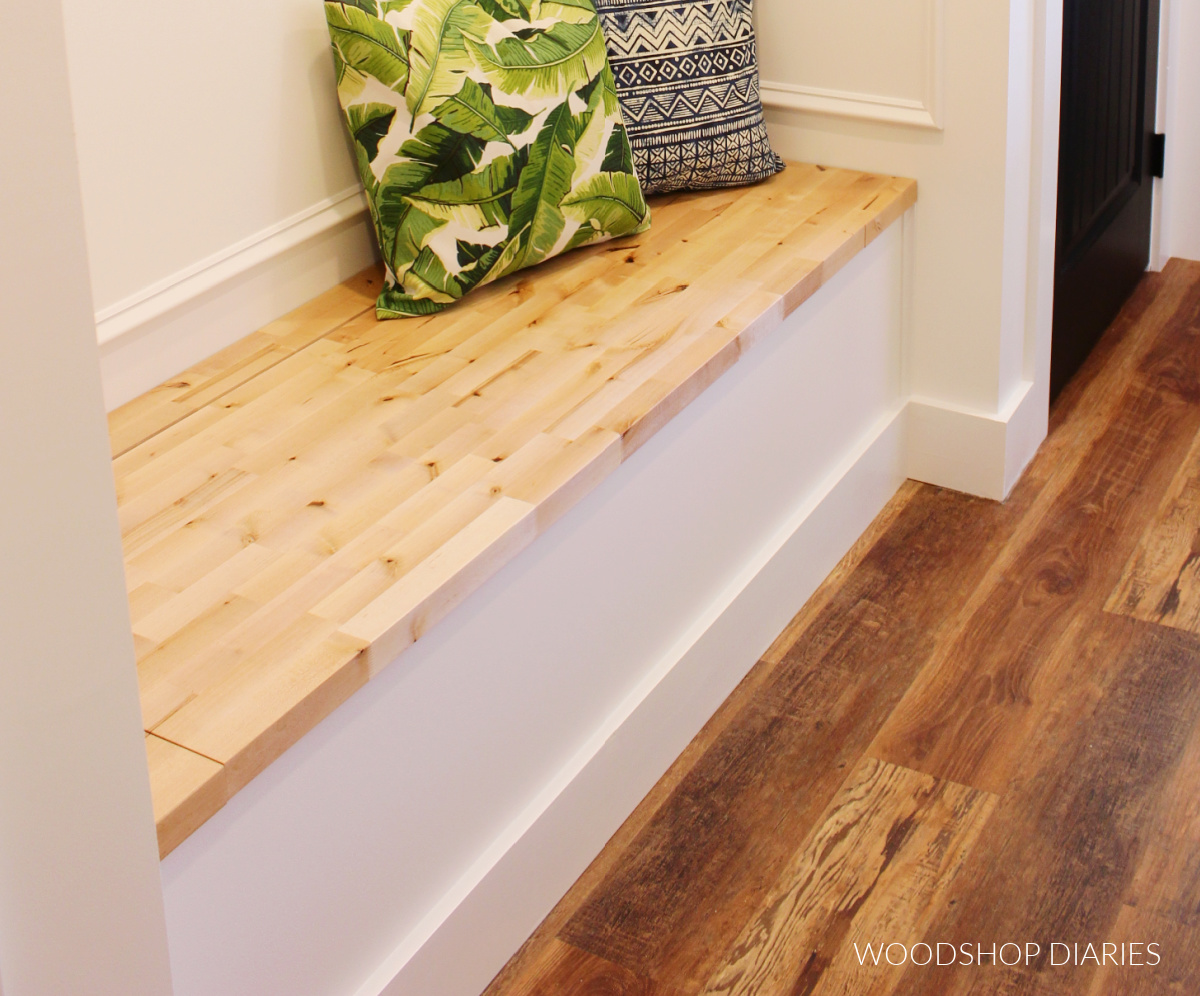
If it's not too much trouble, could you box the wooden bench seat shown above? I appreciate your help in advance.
[109,162,916,857]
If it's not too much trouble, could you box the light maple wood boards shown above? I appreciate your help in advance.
[108,269,383,459]
[107,164,917,857]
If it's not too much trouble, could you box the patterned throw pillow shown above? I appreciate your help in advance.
[592,0,785,194]
[325,0,651,318]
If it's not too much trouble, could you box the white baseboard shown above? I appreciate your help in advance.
[359,406,907,996]
[904,379,1047,500]
[97,198,376,411]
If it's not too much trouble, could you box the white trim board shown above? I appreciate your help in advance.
[906,379,1046,500]
[95,187,368,348]
[759,0,945,129]
[760,82,941,130]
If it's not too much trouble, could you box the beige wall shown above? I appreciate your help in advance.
[62,0,377,407]
[0,4,172,992]
[61,0,358,312]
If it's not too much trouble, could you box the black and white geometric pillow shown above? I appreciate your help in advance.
[592,0,786,195]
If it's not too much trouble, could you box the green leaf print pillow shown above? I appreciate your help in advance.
[325,0,651,318]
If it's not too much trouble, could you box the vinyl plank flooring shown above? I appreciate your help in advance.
[888,615,1200,996]
[1120,661,1200,929]
[869,265,1200,795]
[501,940,677,996]
[759,480,921,667]
[1047,261,1198,435]
[559,481,1027,992]
[959,972,1076,996]
[1107,424,1200,634]
[699,757,995,996]
[1123,839,1200,931]
[483,264,1200,996]
[1086,906,1200,995]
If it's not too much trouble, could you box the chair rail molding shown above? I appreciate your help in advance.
[758,0,945,130]
[94,185,369,348]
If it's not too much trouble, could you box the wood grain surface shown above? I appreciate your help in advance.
[108,164,916,856]
[482,259,1200,996]
[701,757,995,996]
[1107,426,1200,634]
[558,483,1023,991]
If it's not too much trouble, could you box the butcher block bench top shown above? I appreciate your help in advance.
[109,162,917,857]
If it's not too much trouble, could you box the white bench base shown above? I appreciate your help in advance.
[160,221,907,996]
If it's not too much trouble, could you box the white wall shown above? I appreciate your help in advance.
[1157,0,1200,264]
[0,4,173,993]
[60,0,378,409]
[61,0,353,310]
[758,0,1059,495]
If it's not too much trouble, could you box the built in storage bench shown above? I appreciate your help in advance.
[110,163,916,996]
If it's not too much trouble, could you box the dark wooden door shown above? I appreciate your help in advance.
[1053,0,1160,398]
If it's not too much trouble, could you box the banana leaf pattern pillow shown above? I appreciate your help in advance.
[325,0,651,318]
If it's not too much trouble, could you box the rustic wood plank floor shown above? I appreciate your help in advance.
[481,257,1200,996]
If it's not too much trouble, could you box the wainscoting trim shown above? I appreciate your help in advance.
[760,81,940,129]
[95,186,369,349]
[759,0,945,130]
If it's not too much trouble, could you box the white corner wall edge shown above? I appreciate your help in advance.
[97,194,376,411]
[1155,0,1200,267]
[363,406,906,996]
[1149,0,1172,272]
[905,378,1045,500]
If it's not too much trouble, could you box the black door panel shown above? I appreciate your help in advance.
[1053,0,1160,398]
